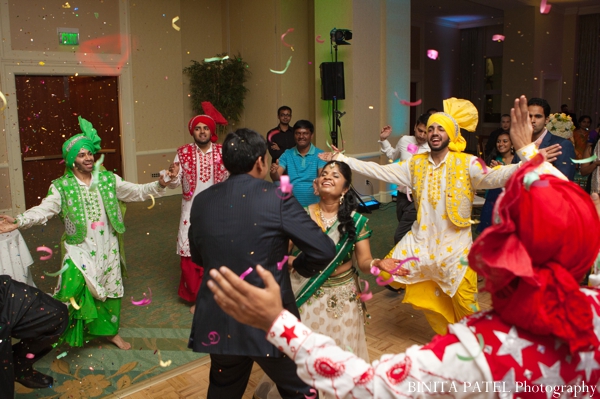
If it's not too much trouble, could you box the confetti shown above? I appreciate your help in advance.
[457,333,485,361]
[531,180,550,188]
[370,265,395,286]
[94,12,99,19]
[26,353,35,359]
[91,221,105,230]
[147,194,155,209]
[315,35,325,44]
[239,267,253,280]
[270,56,292,74]
[44,263,69,277]
[204,55,229,63]
[281,28,294,48]
[571,154,597,164]
[89,154,105,191]
[0,91,7,111]
[62,2,70,8]
[24,145,29,153]
[157,350,172,367]
[472,157,489,173]
[56,352,68,359]
[37,246,53,261]
[358,279,372,302]
[267,129,280,142]
[427,49,439,60]
[276,175,293,200]
[39,62,45,66]
[389,257,419,275]
[492,34,505,42]
[277,255,289,271]
[540,0,551,14]
[407,143,418,155]
[69,297,81,310]
[394,92,422,107]
[172,16,180,31]
[305,388,317,399]
[131,287,152,306]
[201,331,220,346]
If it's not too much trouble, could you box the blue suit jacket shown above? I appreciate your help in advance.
[539,132,576,181]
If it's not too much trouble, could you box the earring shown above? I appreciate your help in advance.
[339,193,345,205]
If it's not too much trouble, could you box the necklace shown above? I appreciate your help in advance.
[315,204,338,231]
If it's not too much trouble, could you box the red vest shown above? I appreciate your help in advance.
[177,143,228,201]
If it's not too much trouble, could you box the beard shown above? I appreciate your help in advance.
[429,136,450,152]
[195,136,211,146]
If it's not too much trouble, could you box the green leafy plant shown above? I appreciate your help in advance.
[184,53,250,136]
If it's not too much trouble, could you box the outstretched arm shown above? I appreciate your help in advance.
[115,175,167,202]
[0,184,62,232]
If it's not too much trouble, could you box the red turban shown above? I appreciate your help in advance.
[187,102,228,143]
[469,154,600,353]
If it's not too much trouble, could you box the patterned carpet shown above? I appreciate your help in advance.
[14,194,400,398]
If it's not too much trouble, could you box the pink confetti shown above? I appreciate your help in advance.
[89,366,94,371]
[281,28,294,48]
[59,159,65,164]
[276,175,293,200]
[24,145,29,153]
[531,180,550,188]
[427,49,439,60]
[407,143,418,154]
[389,257,419,275]
[472,157,489,174]
[131,287,152,306]
[277,255,289,271]
[540,0,551,14]
[358,279,372,302]
[26,353,35,359]
[394,92,422,107]
[201,331,220,346]
[305,388,317,399]
[91,221,105,230]
[492,34,505,42]
[376,275,395,286]
[37,246,53,261]
[267,129,280,142]
[315,35,325,44]
[239,267,253,280]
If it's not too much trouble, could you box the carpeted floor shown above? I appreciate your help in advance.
[14,194,402,398]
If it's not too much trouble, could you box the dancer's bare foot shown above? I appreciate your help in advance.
[107,334,131,350]
[190,304,196,314]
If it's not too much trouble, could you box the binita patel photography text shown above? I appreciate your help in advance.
[408,381,597,397]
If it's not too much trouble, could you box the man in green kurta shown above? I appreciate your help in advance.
[0,117,175,349]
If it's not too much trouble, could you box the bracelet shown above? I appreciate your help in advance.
[369,258,380,268]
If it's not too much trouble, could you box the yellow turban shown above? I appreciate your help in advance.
[427,98,478,152]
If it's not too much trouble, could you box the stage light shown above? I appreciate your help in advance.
[330,28,352,45]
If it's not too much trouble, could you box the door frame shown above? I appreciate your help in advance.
[0,0,137,214]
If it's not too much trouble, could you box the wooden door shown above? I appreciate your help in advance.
[16,75,123,208]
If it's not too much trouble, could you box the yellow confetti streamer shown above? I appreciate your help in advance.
[62,2,71,8]
[39,61,45,66]
[157,350,172,367]
[0,91,7,111]
[147,194,155,209]
[270,56,292,74]
[172,16,180,31]
[69,297,81,310]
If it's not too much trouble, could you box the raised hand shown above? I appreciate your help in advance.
[380,125,392,141]
[510,95,533,151]
[538,144,562,163]
[207,265,283,331]
[168,162,180,178]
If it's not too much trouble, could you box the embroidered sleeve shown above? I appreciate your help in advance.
[267,310,491,398]
[336,154,411,187]
[114,175,166,203]
[516,143,568,180]
[167,153,182,189]
[16,183,62,229]
[355,223,372,242]
[469,158,520,190]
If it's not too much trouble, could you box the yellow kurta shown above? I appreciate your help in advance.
[337,144,565,332]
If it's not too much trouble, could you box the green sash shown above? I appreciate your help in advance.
[295,212,367,308]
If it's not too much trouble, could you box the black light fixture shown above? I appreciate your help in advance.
[330,28,352,45]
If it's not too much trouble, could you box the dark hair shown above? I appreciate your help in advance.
[485,132,512,165]
[321,161,359,241]
[278,106,291,115]
[501,114,510,119]
[222,128,267,175]
[293,119,314,134]
[561,104,568,109]
[528,98,551,118]
[416,113,430,126]
[426,108,438,114]
[579,115,592,124]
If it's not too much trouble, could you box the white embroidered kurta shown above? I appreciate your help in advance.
[16,175,165,300]
[170,146,215,257]
[337,144,565,297]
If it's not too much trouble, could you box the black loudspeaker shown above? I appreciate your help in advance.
[320,62,345,100]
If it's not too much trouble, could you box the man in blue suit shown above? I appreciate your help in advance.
[528,97,576,180]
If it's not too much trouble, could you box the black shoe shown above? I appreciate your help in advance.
[15,370,54,389]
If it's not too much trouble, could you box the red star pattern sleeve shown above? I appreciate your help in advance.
[266,310,493,399]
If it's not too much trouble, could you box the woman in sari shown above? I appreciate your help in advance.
[255,160,407,399]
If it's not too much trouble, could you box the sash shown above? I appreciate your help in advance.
[294,211,367,308]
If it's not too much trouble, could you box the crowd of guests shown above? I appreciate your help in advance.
[0,94,599,398]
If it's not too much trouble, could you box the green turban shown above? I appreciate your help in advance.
[62,116,102,168]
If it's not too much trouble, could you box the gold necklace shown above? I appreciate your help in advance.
[315,204,338,231]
